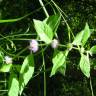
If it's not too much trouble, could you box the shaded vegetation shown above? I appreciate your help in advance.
[0,0,96,96]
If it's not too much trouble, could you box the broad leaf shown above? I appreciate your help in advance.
[0,64,12,72]
[50,50,69,77]
[90,45,96,54]
[81,23,91,46]
[19,54,34,95]
[8,71,19,96]
[72,30,84,45]
[73,23,91,46]
[79,54,90,78]
[44,14,61,33]
[33,19,53,44]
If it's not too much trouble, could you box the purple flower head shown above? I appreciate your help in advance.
[29,39,39,53]
[4,56,12,64]
[51,39,59,49]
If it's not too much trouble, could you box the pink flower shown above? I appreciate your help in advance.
[29,39,39,53]
[51,39,59,49]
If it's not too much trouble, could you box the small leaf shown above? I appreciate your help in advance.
[72,30,84,45]
[73,23,91,46]
[33,19,53,44]
[79,54,90,78]
[8,71,19,96]
[0,51,3,64]
[44,14,61,33]
[50,50,69,77]
[90,45,96,54]
[19,54,34,95]
[81,23,91,46]
[0,64,12,72]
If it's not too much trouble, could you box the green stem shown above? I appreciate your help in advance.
[39,0,49,17]
[43,56,46,96]
[13,47,28,59]
[59,44,67,47]
[33,67,52,78]
[42,50,46,96]
[44,62,46,96]
[0,1,51,23]
[51,0,75,41]
[90,76,94,96]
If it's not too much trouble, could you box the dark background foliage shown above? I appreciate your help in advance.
[0,0,96,96]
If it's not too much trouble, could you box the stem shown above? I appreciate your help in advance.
[39,0,49,17]
[42,49,46,96]
[51,0,74,41]
[90,76,94,96]
[43,56,46,96]
[86,52,94,96]
[33,67,52,78]
[13,47,28,59]
[44,61,46,96]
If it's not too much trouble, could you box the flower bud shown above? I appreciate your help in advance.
[51,39,59,49]
[4,56,12,64]
[29,39,39,53]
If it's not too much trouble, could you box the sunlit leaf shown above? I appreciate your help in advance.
[73,23,91,46]
[44,14,61,33]
[81,23,91,46]
[90,45,96,54]
[33,19,53,44]
[50,50,69,77]
[19,54,34,95]
[0,64,12,72]
[73,30,84,45]
[8,71,19,96]
[79,54,90,78]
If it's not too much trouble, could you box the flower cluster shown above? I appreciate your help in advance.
[29,39,59,53]
[29,39,39,53]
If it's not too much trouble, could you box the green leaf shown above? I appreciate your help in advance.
[19,54,34,95]
[72,30,84,45]
[79,54,90,78]
[33,19,53,44]
[81,23,91,46]
[8,71,19,96]
[73,23,91,46]
[50,50,69,77]
[44,14,61,33]
[0,51,3,64]
[0,64,12,72]
[57,63,66,76]
[90,45,96,54]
